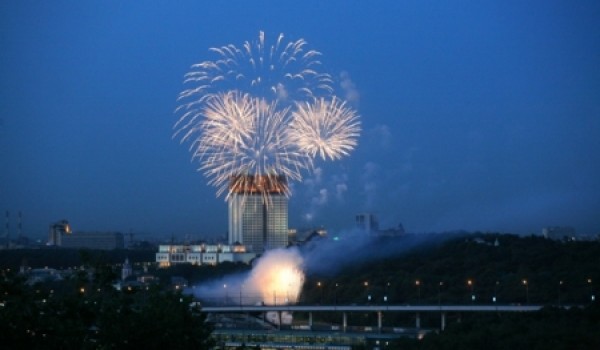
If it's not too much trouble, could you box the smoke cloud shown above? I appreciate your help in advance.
[190,248,304,305]
[300,169,350,223]
[361,162,380,210]
[367,124,392,149]
[190,230,462,306]
[339,71,360,106]
[301,230,459,276]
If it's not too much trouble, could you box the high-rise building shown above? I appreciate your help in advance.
[228,175,288,253]
[48,220,71,246]
[356,213,379,234]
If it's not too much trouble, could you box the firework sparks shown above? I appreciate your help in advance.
[177,31,333,106]
[181,91,309,200]
[289,97,361,161]
[175,31,360,202]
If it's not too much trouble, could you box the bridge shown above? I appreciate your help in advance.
[200,304,544,331]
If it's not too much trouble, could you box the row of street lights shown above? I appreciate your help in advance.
[312,278,596,305]
[212,278,595,305]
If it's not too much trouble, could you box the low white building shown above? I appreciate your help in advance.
[156,243,256,267]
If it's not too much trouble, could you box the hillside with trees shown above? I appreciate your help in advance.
[301,234,600,306]
[0,268,214,349]
[299,233,600,349]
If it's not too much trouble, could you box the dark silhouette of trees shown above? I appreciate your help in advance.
[416,305,600,349]
[0,270,214,349]
[301,234,600,306]
[300,233,600,332]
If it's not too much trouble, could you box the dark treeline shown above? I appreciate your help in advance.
[3,233,600,348]
[394,304,600,350]
[0,248,155,269]
[0,270,214,349]
[301,234,600,306]
[299,233,600,348]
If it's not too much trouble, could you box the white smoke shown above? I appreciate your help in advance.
[275,83,289,101]
[301,168,325,222]
[312,188,328,206]
[361,162,380,210]
[339,71,360,106]
[191,248,304,306]
[301,169,352,223]
[336,183,348,201]
[245,248,304,304]
[367,124,392,149]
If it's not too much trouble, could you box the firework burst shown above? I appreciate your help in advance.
[181,91,309,200]
[177,31,333,108]
[175,31,360,202]
[289,97,361,161]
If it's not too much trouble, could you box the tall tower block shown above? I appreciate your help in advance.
[228,175,288,253]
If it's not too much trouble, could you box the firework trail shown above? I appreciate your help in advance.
[175,31,360,201]
[177,31,333,105]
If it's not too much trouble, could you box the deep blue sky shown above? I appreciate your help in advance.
[1,1,599,240]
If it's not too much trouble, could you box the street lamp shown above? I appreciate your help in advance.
[438,282,444,306]
[467,279,475,303]
[317,281,323,304]
[223,284,228,305]
[522,279,529,304]
[588,278,595,302]
[415,280,421,304]
[384,282,390,303]
[558,280,563,307]
[364,281,371,304]
[334,283,339,305]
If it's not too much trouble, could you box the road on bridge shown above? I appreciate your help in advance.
[200,304,544,313]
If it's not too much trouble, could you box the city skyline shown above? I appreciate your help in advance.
[2,1,600,239]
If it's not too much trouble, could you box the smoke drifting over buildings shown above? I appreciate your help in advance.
[191,247,304,305]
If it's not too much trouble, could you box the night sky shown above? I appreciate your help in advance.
[1,1,599,240]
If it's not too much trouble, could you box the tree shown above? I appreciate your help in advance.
[94,287,214,349]
[0,272,214,349]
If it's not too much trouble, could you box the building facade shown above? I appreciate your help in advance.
[48,220,71,246]
[356,213,379,234]
[228,175,289,253]
[155,244,256,267]
[60,231,125,250]
[47,220,123,250]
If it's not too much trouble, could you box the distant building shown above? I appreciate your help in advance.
[378,223,406,237]
[356,213,379,234]
[155,243,256,267]
[542,226,576,241]
[48,220,71,246]
[60,231,125,250]
[355,213,405,237]
[47,219,123,250]
[228,175,288,253]
[289,227,327,245]
[121,258,133,281]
